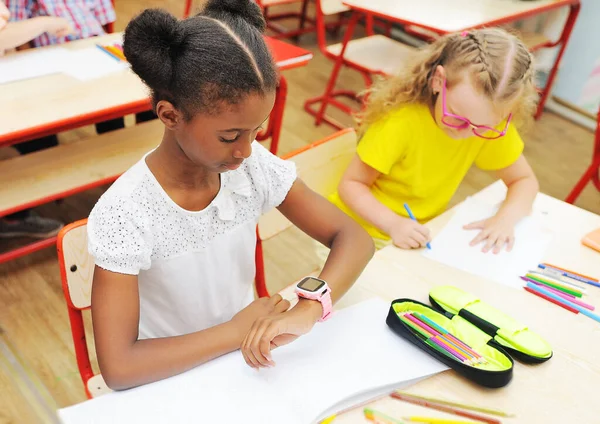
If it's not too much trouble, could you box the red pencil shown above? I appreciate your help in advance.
[524,287,579,314]
[391,392,501,424]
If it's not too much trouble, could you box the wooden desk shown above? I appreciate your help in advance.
[340,0,580,119]
[0,33,311,264]
[332,181,600,423]
[56,182,600,422]
[0,33,312,148]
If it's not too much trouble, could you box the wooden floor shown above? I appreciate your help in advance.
[0,1,599,423]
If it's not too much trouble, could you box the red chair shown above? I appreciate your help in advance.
[566,106,600,204]
[304,0,415,130]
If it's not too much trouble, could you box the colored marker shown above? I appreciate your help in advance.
[539,264,600,288]
[403,203,431,249]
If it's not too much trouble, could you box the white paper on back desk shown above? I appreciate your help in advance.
[424,196,553,289]
[58,298,448,424]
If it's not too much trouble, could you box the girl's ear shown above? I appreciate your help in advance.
[430,65,446,94]
[156,100,184,130]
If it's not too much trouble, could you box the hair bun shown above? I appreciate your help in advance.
[203,0,266,32]
[123,9,183,92]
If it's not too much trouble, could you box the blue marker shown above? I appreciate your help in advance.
[403,203,431,250]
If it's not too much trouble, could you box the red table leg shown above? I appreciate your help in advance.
[535,2,581,120]
[314,12,361,126]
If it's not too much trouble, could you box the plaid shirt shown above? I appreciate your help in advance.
[6,0,116,47]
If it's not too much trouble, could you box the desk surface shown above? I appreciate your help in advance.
[341,0,578,34]
[0,33,312,147]
[333,181,600,423]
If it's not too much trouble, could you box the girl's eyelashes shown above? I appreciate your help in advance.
[219,133,240,143]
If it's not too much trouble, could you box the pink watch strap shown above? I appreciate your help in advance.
[319,288,333,322]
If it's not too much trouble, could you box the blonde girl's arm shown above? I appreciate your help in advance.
[338,154,431,249]
[465,155,539,253]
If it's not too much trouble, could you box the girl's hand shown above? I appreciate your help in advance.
[389,217,431,250]
[43,17,74,38]
[464,215,516,254]
[241,299,322,369]
[231,294,290,342]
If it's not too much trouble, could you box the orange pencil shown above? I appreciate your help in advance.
[104,45,126,61]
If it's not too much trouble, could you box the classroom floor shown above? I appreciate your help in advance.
[0,1,599,423]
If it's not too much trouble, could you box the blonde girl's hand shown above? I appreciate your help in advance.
[389,217,431,250]
[43,17,74,38]
[241,299,322,369]
[464,215,516,254]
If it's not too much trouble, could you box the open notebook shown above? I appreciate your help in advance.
[58,298,448,424]
[424,197,553,289]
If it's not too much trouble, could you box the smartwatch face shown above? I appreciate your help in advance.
[298,277,325,293]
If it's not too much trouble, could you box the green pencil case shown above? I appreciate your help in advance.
[386,299,514,388]
[428,286,552,363]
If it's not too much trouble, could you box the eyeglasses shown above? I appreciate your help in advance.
[440,80,512,140]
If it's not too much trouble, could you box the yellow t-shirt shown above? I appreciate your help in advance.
[329,103,524,240]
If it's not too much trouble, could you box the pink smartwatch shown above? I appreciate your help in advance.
[295,276,333,322]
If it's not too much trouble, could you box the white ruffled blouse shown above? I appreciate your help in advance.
[88,142,297,339]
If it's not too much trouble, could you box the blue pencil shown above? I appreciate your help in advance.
[403,203,431,250]
[95,44,122,62]
[526,282,600,323]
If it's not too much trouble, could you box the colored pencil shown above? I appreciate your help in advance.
[95,44,122,62]
[399,315,475,365]
[539,264,600,287]
[522,275,582,298]
[403,315,474,363]
[403,203,431,250]
[524,287,579,313]
[391,392,501,424]
[395,392,514,417]
[413,313,486,363]
[529,283,594,310]
[364,408,405,424]
[403,417,486,424]
[320,414,336,424]
[104,45,126,61]
[530,269,587,291]
[526,283,600,323]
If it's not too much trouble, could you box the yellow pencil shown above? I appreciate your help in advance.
[395,391,514,417]
[320,414,336,424]
[403,417,484,424]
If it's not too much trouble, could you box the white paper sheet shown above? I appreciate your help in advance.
[58,298,448,424]
[61,47,129,81]
[424,197,553,289]
[0,48,70,84]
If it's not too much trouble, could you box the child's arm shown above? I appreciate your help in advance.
[338,154,431,249]
[464,155,539,253]
[91,269,290,390]
[240,178,375,368]
[0,16,73,51]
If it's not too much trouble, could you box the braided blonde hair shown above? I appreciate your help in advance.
[357,28,537,135]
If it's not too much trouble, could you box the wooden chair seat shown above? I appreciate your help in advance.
[326,35,416,75]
